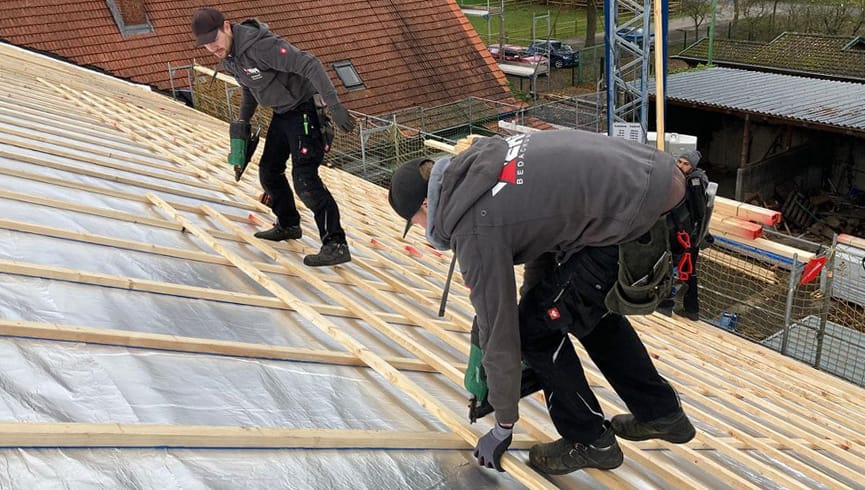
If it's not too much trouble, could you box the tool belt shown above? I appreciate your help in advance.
[605,173,714,316]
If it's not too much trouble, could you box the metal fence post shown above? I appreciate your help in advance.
[814,235,838,370]
[468,97,473,133]
[392,114,399,167]
[780,253,800,356]
[359,118,367,179]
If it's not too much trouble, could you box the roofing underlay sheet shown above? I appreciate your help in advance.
[1,42,865,489]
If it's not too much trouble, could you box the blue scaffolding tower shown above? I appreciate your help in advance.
[604,0,668,141]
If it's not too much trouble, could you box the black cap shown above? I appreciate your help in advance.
[192,7,225,47]
[388,158,433,238]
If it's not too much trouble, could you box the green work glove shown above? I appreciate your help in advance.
[464,318,488,401]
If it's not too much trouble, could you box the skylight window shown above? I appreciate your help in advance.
[333,61,365,90]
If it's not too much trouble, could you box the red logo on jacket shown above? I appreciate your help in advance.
[491,134,530,196]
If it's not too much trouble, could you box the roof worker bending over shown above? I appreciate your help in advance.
[388,129,698,474]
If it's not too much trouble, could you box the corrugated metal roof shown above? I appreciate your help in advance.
[652,67,865,133]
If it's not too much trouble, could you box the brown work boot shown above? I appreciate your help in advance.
[303,242,351,267]
[611,410,696,444]
[529,422,623,475]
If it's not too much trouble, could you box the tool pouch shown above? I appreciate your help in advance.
[313,95,335,153]
[520,246,618,338]
[605,218,674,316]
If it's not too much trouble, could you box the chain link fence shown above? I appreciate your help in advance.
[696,231,865,387]
[522,91,605,132]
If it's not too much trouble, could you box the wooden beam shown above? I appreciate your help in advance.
[0,319,440,373]
[0,422,534,450]
[0,217,407,294]
[838,234,865,250]
[0,258,458,331]
[0,130,205,188]
[709,216,763,240]
[652,0,666,151]
[636,320,860,486]
[0,142,248,210]
[0,186,437,278]
[715,196,782,226]
[750,237,816,262]
[642,314,865,433]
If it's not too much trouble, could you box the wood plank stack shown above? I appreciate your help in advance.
[710,196,815,263]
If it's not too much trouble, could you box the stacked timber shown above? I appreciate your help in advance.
[710,196,815,263]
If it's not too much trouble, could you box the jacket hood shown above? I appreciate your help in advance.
[430,136,509,247]
[232,19,270,57]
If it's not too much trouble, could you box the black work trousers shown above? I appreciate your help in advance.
[518,247,682,444]
[259,99,346,245]
[682,247,700,314]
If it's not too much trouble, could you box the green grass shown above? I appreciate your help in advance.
[462,3,590,45]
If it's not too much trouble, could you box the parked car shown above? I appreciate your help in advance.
[527,39,579,69]
[487,44,548,65]
[616,27,654,45]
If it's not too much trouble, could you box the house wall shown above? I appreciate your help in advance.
[659,104,862,200]
[829,137,865,195]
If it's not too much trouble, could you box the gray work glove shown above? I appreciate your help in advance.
[330,103,356,133]
[474,423,513,472]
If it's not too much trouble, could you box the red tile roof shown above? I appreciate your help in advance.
[0,0,513,116]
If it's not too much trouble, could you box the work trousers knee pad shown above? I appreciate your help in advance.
[292,167,325,206]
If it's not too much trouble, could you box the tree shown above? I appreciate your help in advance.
[681,0,713,35]
[585,0,599,47]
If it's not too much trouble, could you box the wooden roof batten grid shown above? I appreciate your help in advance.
[0,43,864,488]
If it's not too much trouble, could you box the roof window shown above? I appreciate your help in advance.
[333,61,365,90]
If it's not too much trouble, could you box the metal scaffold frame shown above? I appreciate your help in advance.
[458,0,505,47]
[604,0,653,140]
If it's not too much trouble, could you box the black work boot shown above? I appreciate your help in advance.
[529,423,623,475]
[656,298,675,317]
[254,224,302,242]
[611,410,696,443]
[674,307,700,321]
[303,242,351,267]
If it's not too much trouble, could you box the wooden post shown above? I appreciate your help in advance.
[736,114,751,200]
[653,0,666,151]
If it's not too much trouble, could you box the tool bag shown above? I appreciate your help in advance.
[605,172,714,316]
[604,218,674,316]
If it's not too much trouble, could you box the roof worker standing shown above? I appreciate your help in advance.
[388,129,697,474]
[674,149,709,320]
[192,7,355,266]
